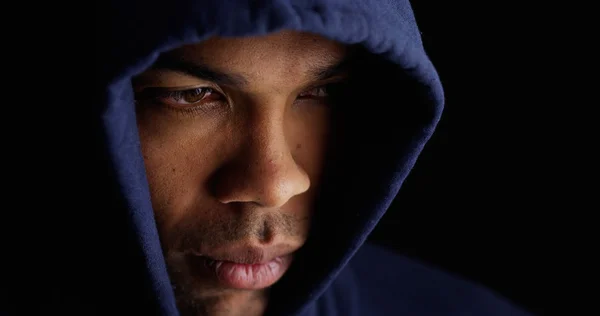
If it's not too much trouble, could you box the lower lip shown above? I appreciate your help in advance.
[204,256,290,290]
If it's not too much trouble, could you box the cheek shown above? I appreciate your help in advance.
[287,105,331,187]
[136,109,232,221]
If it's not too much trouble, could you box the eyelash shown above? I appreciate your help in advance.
[135,87,224,115]
[136,84,338,116]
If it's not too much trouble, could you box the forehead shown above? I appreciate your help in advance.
[167,31,347,85]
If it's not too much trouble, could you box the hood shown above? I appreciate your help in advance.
[94,0,444,315]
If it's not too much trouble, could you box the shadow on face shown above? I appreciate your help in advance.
[132,30,348,314]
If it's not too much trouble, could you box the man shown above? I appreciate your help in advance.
[133,32,349,315]
[88,0,532,315]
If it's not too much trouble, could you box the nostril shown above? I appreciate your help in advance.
[211,139,311,206]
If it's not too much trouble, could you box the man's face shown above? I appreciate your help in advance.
[133,31,347,314]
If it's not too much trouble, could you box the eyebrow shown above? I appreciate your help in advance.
[150,55,249,87]
[150,54,351,87]
[310,58,351,81]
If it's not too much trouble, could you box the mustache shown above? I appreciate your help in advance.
[159,210,308,253]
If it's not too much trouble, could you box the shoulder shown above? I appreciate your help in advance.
[330,242,532,316]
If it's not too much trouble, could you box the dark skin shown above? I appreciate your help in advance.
[133,31,348,315]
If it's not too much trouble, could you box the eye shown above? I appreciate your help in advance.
[298,86,329,99]
[160,87,223,106]
[135,87,228,116]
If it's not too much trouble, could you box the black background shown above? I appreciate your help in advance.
[368,2,574,315]
[3,1,583,315]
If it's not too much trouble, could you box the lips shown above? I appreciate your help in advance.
[187,247,295,290]
[202,255,291,289]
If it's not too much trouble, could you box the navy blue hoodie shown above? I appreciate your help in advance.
[89,0,533,315]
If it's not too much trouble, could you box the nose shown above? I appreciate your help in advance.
[213,112,311,208]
